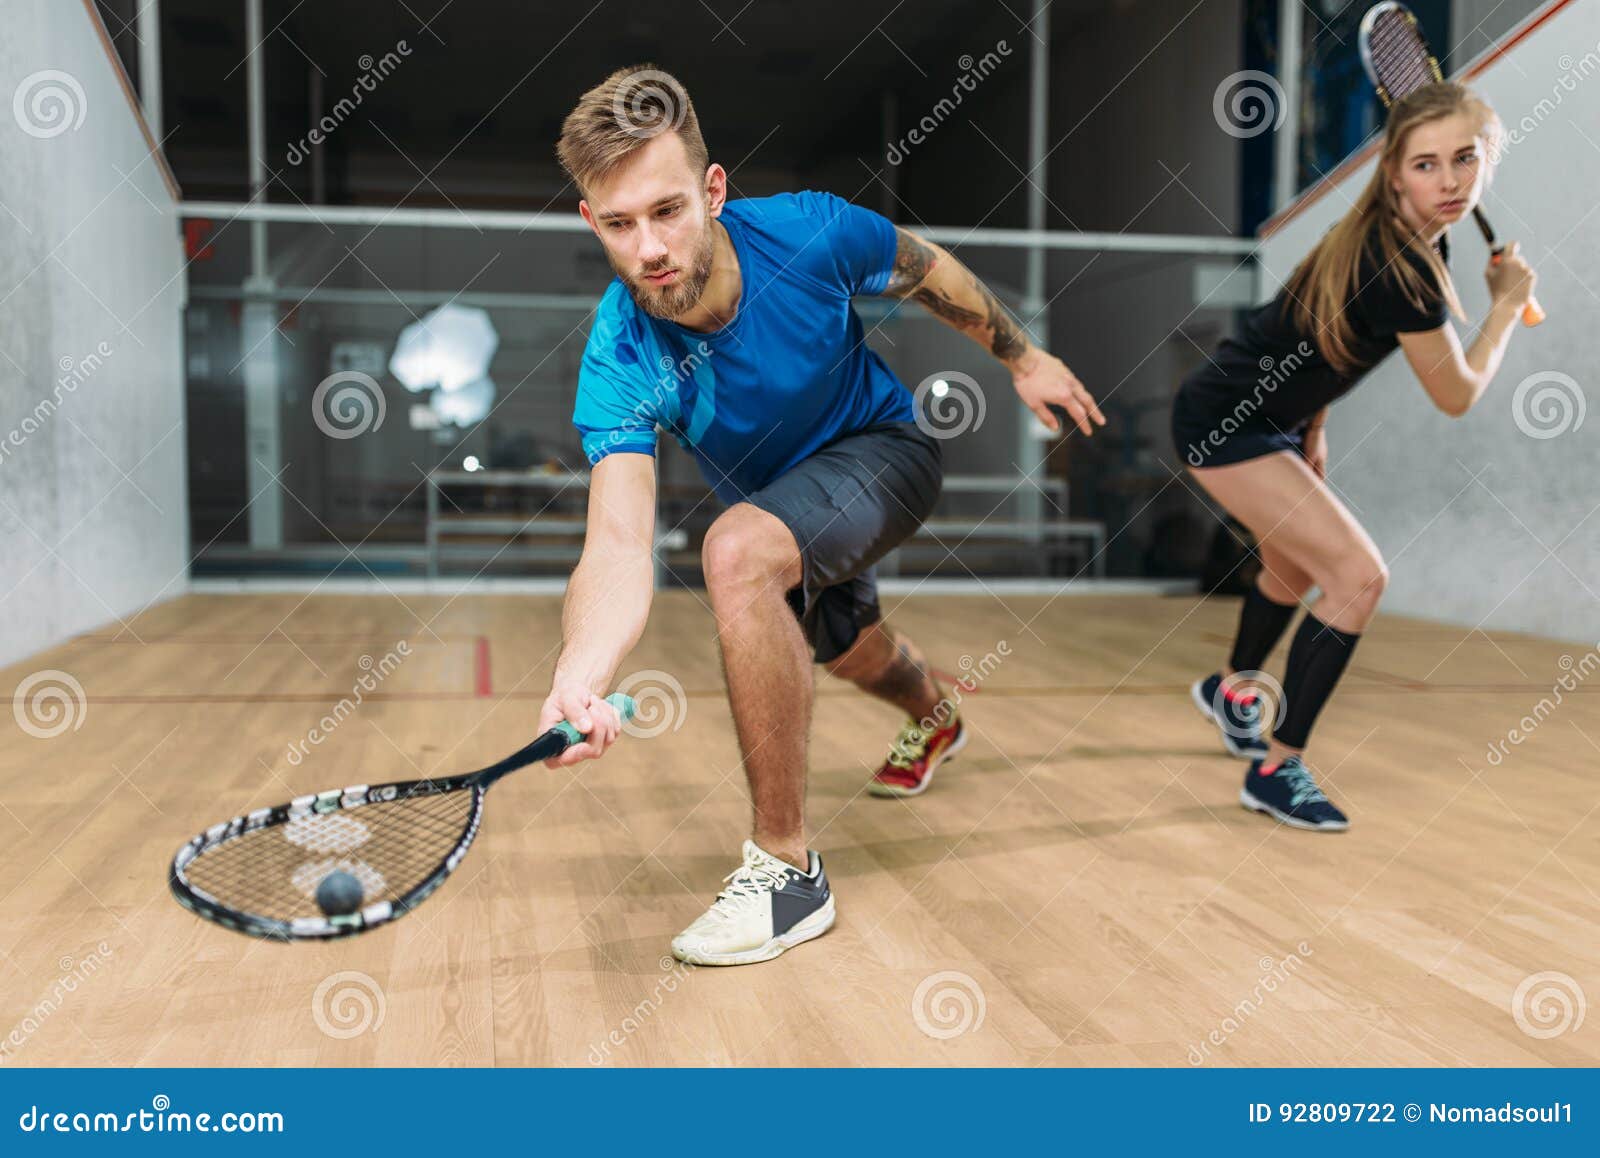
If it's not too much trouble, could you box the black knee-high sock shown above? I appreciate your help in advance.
[1228,582,1300,674]
[1273,614,1361,751]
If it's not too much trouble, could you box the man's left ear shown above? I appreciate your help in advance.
[704,163,728,217]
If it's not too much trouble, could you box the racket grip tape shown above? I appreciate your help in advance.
[552,692,638,747]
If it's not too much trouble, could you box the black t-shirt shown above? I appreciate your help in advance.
[1176,236,1449,439]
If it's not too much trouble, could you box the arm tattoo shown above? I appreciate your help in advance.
[884,228,1030,362]
[973,275,1029,362]
[884,228,940,297]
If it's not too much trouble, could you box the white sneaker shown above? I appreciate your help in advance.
[670,839,835,966]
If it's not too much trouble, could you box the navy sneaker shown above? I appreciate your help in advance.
[1241,756,1349,832]
[1191,671,1269,758]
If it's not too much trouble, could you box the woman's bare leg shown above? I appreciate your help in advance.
[1191,451,1388,764]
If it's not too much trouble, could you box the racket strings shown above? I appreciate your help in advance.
[181,789,478,922]
[1366,12,1440,102]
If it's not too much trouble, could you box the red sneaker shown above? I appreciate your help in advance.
[869,715,968,797]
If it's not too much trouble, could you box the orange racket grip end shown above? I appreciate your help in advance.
[1489,251,1545,327]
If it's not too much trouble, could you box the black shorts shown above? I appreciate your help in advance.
[1171,390,1308,468]
[746,420,942,663]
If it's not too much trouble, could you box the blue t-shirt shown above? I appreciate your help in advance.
[573,191,912,503]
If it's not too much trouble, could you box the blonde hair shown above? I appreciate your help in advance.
[1284,82,1501,374]
[556,65,708,195]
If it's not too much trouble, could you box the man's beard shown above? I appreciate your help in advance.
[617,222,716,321]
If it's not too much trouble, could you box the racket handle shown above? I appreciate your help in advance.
[552,692,638,746]
[1490,248,1545,327]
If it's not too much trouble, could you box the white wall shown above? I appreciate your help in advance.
[1452,0,1545,65]
[1258,0,1599,643]
[0,3,187,668]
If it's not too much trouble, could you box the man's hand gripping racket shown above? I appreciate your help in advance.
[169,693,636,941]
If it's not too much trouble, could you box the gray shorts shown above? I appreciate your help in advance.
[746,421,942,663]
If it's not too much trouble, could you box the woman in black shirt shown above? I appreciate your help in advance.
[1174,82,1537,832]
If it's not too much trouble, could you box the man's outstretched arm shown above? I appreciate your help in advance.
[538,451,657,767]
[881,226,1105,436]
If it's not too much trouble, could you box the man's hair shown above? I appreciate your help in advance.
[556,65,708,195]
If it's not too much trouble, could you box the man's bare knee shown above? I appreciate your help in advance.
[702,506,798,598]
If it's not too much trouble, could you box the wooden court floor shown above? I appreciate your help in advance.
[0,590,1596,1066]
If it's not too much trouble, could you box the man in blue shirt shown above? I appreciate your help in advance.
[541,66,1103,966]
